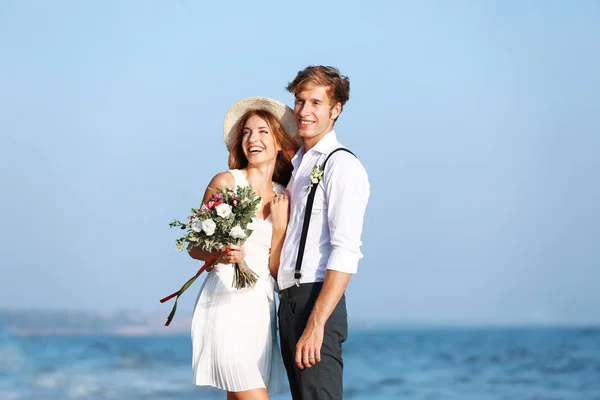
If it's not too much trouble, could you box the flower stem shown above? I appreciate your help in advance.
[231,259,258,289]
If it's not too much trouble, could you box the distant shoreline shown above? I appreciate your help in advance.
[2,308,598,337]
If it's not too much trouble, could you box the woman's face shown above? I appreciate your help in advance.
[241,114,280,166]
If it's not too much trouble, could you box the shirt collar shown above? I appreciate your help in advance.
[291,146,304,170]
[310,130,338,155]
[291,130,339,169]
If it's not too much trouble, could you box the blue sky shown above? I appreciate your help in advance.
[1,0,599,325]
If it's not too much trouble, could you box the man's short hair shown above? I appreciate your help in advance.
[286,65,350,114]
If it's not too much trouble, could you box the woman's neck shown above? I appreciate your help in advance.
[244,163,275,195]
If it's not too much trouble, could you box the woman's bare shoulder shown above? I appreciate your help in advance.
[207,171,235,191]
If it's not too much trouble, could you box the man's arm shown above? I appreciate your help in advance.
[295,152,370,369]
[295,270,351,369]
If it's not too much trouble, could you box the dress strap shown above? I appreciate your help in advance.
[228,169,248,188]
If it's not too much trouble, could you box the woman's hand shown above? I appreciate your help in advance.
[218,244,246,265]
[270,191,289,234]
[203,244,245,272]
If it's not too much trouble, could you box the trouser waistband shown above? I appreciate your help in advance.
[278,282,323,299]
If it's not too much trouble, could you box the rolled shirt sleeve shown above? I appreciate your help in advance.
[324,151,370,274]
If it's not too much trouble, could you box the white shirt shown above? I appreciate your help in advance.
[277,131,370,291]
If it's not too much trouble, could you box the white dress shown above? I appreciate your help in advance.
[191,169,285,394]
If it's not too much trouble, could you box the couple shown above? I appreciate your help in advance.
[188,65,370,400]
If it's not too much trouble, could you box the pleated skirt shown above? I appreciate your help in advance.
[191,265,284,394]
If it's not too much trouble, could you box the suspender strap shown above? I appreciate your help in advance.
[294,148,356,283]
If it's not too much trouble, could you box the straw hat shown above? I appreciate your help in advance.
[223,96,298,150]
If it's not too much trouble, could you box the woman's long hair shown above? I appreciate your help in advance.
[228,109,299,186]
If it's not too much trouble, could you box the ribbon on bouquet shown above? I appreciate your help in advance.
[160,249,230,326]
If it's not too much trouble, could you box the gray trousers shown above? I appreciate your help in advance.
[278,282,348,400]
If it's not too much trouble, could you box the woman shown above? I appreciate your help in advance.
[188,96,300,400]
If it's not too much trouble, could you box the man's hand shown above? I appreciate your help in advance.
[295,322,324,369]
[293,271,351,369]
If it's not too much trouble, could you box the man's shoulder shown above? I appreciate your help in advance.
[323,147,369,184]
[324,146,364,169]
[325,146,355,160]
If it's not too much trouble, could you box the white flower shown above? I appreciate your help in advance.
[229,225,246,240]
[201,218,216,236]
[307,164,324,191]
[246,218,257,231]
[191,219,203,232]
[175,241,186,251]
[215,203,232,218]
[309,164,324,184]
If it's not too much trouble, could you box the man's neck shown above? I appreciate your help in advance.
[303,128,334,152]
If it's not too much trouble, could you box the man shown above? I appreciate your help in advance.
[277,65,370,400]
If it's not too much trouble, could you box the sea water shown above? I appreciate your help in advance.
[1,327,599,399]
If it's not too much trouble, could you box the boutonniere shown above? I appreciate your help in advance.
[307,163,324,192]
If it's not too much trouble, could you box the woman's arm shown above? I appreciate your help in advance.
[268,191,289,279]
[187,172,246,265]
[187,247,218,263]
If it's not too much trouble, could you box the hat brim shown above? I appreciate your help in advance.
[223,96,298,150]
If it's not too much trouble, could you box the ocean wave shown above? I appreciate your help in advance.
[0,390,21,400]
[0,328,599,400]
[0,343,24,373]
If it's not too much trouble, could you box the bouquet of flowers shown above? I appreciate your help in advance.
[160,186,262,326]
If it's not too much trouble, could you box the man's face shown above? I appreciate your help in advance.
[293,85,341,149]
